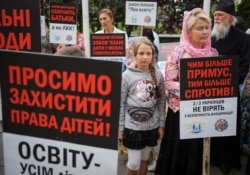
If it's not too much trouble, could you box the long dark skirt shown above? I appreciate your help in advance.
[210,96,241,169]
[155,108,203,175]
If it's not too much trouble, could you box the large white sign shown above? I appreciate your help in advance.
[50,23,77,44]
[179,56,239,139]
[125,1,157,26]
[4,134,118,175]
[49,3,77,44]
[180,97,237,139]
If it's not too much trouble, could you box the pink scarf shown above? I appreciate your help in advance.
[179,8,216,57]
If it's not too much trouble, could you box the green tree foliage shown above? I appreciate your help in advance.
[89,0,128,33]
[43,0,250,35]
[89,0,206,34]
[156,0,204,34]
[88,0,144,36]
[236,0,250,29]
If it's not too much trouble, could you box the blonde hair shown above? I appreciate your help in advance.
[187,8,211,31]
[133,38,161,99]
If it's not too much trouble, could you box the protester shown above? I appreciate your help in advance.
[210,0,250,173]
[119,37,166,175]
[154,8,218,175]
[242,66,250,175]
[239,16,250,175]
[119,36,145,159]
[95,8,128,49]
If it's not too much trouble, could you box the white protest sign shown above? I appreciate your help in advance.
[125,1,157,26]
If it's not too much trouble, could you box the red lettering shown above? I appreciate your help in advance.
[0,32,31,50]
[1,9,30,27]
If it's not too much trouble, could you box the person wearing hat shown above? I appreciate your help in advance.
[211,0,250,174]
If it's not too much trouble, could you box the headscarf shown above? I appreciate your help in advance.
[179,8,216,57]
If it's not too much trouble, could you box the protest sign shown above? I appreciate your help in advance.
[179,56,238,139]
[0,50,122,174]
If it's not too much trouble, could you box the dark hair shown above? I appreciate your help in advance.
[142,28,159,62]
[142,28,155,43]
[134,38,161,100]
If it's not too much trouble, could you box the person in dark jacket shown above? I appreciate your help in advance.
[211,0,250,174]
[241,28,250,175]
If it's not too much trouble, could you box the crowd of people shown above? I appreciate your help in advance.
[41,0,250,174]
[120,0,250,174]
[210,0,250,174]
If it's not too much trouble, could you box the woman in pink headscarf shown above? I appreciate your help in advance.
[155,8,218,175]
